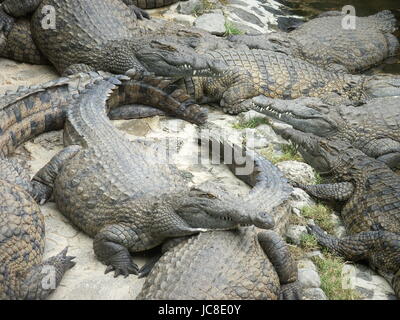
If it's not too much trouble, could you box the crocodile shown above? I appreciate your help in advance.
[31,74,290,277]
[272,126,400,298]
[0,75,94,299]
[251,95,400,169]
[0,0,225,77]
[137,227,302,300]
[170,48,400,114]
[228,10,399,73]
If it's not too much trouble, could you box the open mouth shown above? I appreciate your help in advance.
[251,101,297,120]
[177,64,222,76]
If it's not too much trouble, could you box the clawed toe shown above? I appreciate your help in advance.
[104,261,139,278]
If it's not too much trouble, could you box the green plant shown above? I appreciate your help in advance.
[312,253,362,300]
[232,117,270,129]
[224,21,243,36]
[260,143,303,164]
[301,205,335,234]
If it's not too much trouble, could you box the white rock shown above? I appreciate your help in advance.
[277,161,316,185]
[286,225,307,245]
[298,259,317,272]
[194,10,226,35]
[298,268,321,289]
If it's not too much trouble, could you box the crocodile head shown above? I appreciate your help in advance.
[175,182,275,230]
[272,124,360,174]
[251,96,338,137]
[133,40,225,78]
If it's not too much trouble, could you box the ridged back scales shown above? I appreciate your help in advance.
[138,227,280,300]
[291,11,399,72]
[205,49,362,100]
[30,0,138,72]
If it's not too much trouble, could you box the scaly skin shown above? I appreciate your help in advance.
[138,227,302,300]
[273,127,400,298]
[229,10,399,73]
[33,74,288,277]
[251,95,400,168]
[0,0,224,77]
[0,76,88,299]
[178,49,369,114]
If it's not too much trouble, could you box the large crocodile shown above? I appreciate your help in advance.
[229,10,399,73]
[272,126,400,298]
[0,74,98,299]
[31,74,288,277]
[0,0,224,76]
[137,130,299,299]
[171,48,400,114]
[251,95,400,169]
[138,227,302,300]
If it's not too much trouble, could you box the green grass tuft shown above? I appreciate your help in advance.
[232,117,270,129]
[312,253,362,300]
[224,21,243,36]
[260,143,303,164]
[301,205,335,235]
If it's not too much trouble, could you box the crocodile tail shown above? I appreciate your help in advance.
[0,77,73,157]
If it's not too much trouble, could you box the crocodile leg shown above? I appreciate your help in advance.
[93,224,141,277]
[293,182,354,202]
[307,224,400,274]
[218,68,258,114]
[19,247,75,300]
[32,145,82,204]
[257,230,302,300]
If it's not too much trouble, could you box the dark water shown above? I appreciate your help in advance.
[278,0,400,74]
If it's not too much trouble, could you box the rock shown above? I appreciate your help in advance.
[341,264,396,300]
[194,10,226,35]
[243,128,269,149]
[286,225,307,245]
[277,161,316,185]
[330,213,347,238]
[177,0,204,15]
[303,288,328,300]
[298,259,317,272]
[287,188,316,210]
[298,268,321,289]
[305,250,324,260]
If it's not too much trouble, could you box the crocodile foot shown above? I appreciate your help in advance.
[102,246,139,278]
[128,5,150,20]
[54,247,76,271]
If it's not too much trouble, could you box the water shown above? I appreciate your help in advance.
[278,0,400,74]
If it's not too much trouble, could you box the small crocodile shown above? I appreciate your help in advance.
[172,48,400,114]
[138,227,302,300]
[229,10,399,73]
[272,126,400,298]
[251,95,400,169]
[31,74,288,277]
